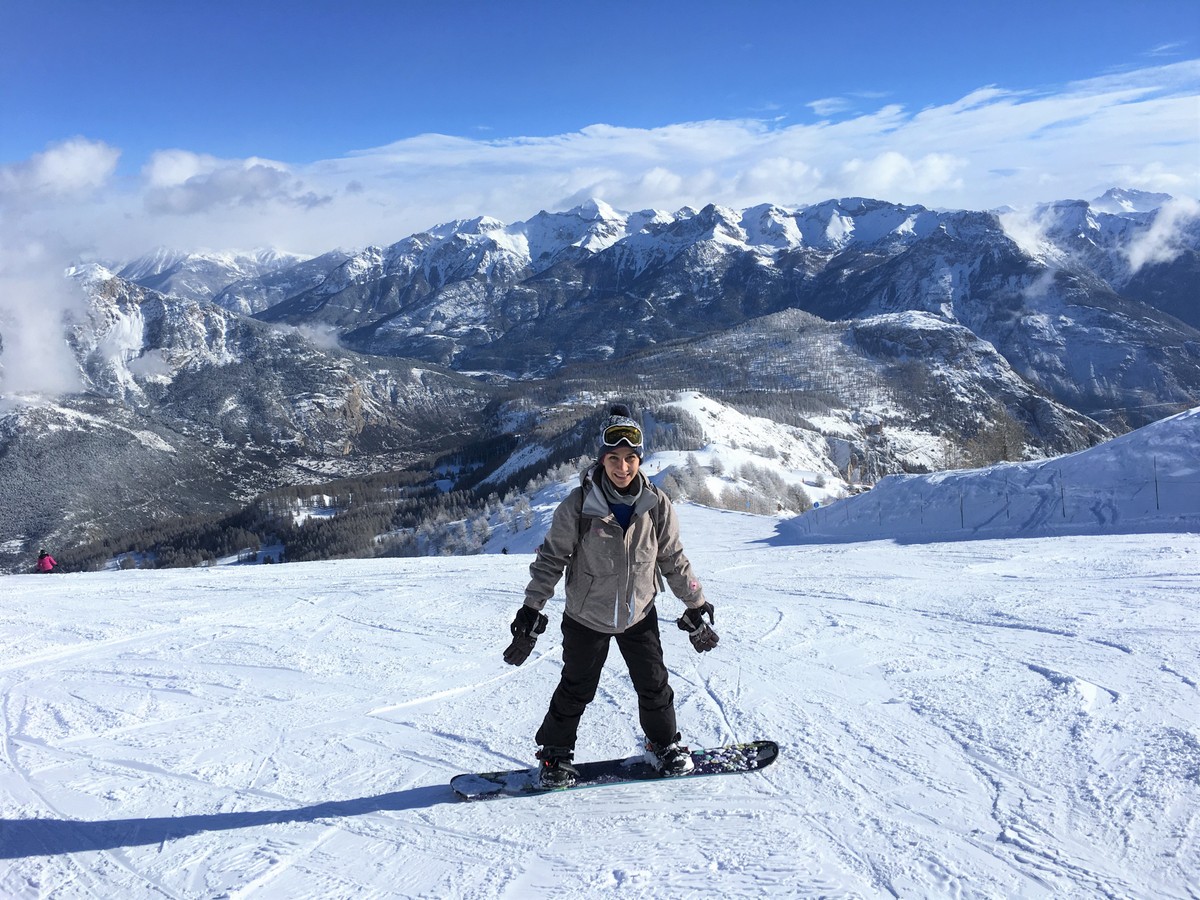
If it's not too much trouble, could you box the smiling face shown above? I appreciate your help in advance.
[602,446,641,492]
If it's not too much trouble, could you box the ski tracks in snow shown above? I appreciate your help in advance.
[713,530,1200,898]
[0,527,1198,898]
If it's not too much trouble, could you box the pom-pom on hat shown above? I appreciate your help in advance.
[600,404,644,459]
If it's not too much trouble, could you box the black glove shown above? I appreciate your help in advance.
[677,602,719,653]
[503,605,548,666]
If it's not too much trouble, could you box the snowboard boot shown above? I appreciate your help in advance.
[535,746,579,788]
[646,736,695,776]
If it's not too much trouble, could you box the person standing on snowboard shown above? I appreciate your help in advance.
[502,403,720,788]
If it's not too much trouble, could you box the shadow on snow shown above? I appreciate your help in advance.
[0,784,456,859]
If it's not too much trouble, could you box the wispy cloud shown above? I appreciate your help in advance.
[1125,196,1200,272]
[1147,41,1187,58]
[807,91,892,119]
[807,97,855,118]
[0,139,114,394]
[0,236,87,397]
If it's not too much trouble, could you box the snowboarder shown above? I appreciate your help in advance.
[503,403,720,788]
[36,549,57,573]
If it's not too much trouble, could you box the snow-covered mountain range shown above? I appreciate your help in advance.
[131,190,1199,421]
[0,189,1196,569]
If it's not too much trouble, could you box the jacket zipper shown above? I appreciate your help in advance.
[620,520,637,629]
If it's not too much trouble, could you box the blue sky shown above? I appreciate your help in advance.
[4,1,1196,165]
[0,0,1197,259]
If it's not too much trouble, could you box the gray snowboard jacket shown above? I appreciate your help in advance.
[523,467,707,634]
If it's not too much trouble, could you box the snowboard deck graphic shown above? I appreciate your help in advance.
[451,739,778,800]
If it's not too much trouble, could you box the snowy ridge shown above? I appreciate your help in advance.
[785,404,1200,543]
[652,391,844,498]
[115,191,1182,316]
[12,189,1197,573]
[116,247,307,303]
[1090,187,1174,215]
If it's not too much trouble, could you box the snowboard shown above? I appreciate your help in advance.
[451,739,778,800]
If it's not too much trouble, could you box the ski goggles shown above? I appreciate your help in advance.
[602,423,643,449]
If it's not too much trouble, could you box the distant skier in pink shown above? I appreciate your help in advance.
[36,549,57,573]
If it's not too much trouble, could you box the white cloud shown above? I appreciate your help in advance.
[141,153,331,215]
[1148,41,1187,58]
[997,208,1054,259]
[734,157,823,203]
[1108,160,1195,196]
[142,149,223,187]
[0,61,1196,263]
[0,138,120,202]
[838,151,966,201]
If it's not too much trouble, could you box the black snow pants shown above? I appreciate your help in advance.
[535,605,678,751]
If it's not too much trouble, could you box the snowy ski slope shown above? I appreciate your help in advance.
[2,505,1197,898]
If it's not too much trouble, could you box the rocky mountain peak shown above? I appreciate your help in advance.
[1091,187,1173,215]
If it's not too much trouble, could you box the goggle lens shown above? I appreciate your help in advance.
[603,424,643,448]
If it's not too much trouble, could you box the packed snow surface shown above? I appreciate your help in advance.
[2,506,1198,898]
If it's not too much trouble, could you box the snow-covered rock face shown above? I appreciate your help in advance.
[0,266,497,558]
[63,270,491,449]
[1000,192,1200,294]
[212,249,356,316]
[67,267,244,403]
